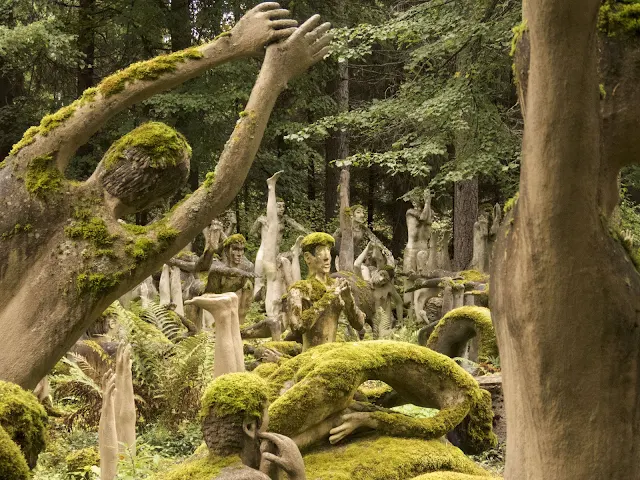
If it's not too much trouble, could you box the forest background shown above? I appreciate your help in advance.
[2,0,640,264]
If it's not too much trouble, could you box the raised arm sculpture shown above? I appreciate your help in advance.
[0,5,333,389]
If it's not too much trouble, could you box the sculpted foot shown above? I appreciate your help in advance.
[267,170,284,188]
[185,292,239,316]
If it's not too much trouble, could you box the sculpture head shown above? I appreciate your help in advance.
[404,188,424,210]
[351,205,366,224]
[225,210,237,225]
[301,232,335,277]
[223,234,247,267]
[276,198,286,217]
[200,373,269,460]
[96,122,191,218]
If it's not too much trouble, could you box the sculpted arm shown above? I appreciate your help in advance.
[285,216,311,234]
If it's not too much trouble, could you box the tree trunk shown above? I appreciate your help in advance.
[493,1,640,478]
[324,60,349,222]
[453,178,478,271]
[338,168,354,271]
[77,0,96,96]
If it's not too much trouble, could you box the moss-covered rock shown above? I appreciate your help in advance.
[304,436,491,480]
[0,426,29,480]
[0,381,47,469]
[200,373,268,420]
[151,449,243,480]
[65,447,99,478]
[412,472,498,480]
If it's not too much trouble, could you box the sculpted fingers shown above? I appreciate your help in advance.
[266,8,293,20]
[254,2,282,12]
[306,22,331,44]
[271,19,298,29]
[259,431,290,449]
[291,14,322,40]
[261,452,286,468]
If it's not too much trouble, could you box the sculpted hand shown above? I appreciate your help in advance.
[261,348,282,363]
[291,235,304,255]
[231,3,298,57]
[329,412,374,444]
[259,432,306,480]
[263,14,333,88]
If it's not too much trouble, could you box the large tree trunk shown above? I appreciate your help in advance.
[493,1,640,478]
[77,0,96,95]
[453,178,478,270]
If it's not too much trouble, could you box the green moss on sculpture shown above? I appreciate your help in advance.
[24,154,64,197]
[303,436,491,480]
[152,452,242,480]
[155,222,180,246]
[65,447,99,474]
[203,171,216,188]
[259,341,302,357]
[503,193,519,214]
[97,48,204,97]
[122,223,147,235]
[301,232,335,254]
[300,289,338,329]
[427,307,498,364]
[76,272,121,297]
[65,213,116,249]
[0,160,6,169]
[459,270,488,283]
[510,20,527,56]
[0,381,47,469]
[1,224,32,240]
[125,236,156,261]
[102,122,191,172]
[599,0,640,35]
[252,362,280,378]
[412,472,497,480]
[358,381,393,401]
[0,426,29,480]
[200,373,269,420]
[222,234,246,249]
[265,341,496,452]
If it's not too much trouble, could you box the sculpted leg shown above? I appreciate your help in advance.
[99,371,118,480]
[170,266,185,316]
[186,293,244,377]
[115,344,136,456]
[159,264,171,306]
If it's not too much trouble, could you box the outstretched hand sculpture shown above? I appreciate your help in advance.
[0,3,334,389]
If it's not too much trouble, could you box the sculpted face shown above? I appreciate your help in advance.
[229,242,244,266]
[277,201,285,217]
[305,245,332,276]
[353,207,366,224]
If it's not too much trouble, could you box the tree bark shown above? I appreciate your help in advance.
[338,168,354,271]
[77,0,96,96]
[493,1,640,478]
[453,178,478,271]
[324,60,349,222]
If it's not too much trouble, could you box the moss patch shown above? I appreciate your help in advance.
[1,223,32,240]
[151,453,242,480]
[0,426,29,480]
[76,272,121,296]
[98,48,204,97]
[24,154,64,198]
[102,122,191,172]
[503,193,519,214]
[203,171,216,188]
[0,381,48,469]
[200,373,268,420]
[304,436,490,480]
[459,270,488,283]
[301,232,335,254]
[427,307,498,364]
[65,446,99,474]
[412,472,496,480]
[599,0,640,35]
[222,233,246,249]
[65,210,116,249]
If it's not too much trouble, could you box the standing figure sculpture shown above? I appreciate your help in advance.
[284,233,365,350]
[403,189,433,304]
[251,181,309,300]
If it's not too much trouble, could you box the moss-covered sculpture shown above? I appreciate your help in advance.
[426,307,498,364]
[0,426,29,480]
[303,436,492,480]
[0,380,48,469]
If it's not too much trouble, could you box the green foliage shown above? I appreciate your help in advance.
[64,447,99,479]
[599,0,640,35]
[0,426,29,480]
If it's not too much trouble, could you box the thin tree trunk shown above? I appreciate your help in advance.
[338,168,354,271]
[77,0,96,96]
[453,178,478,271]
[367,166,375,227]
[325,60,349,222]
